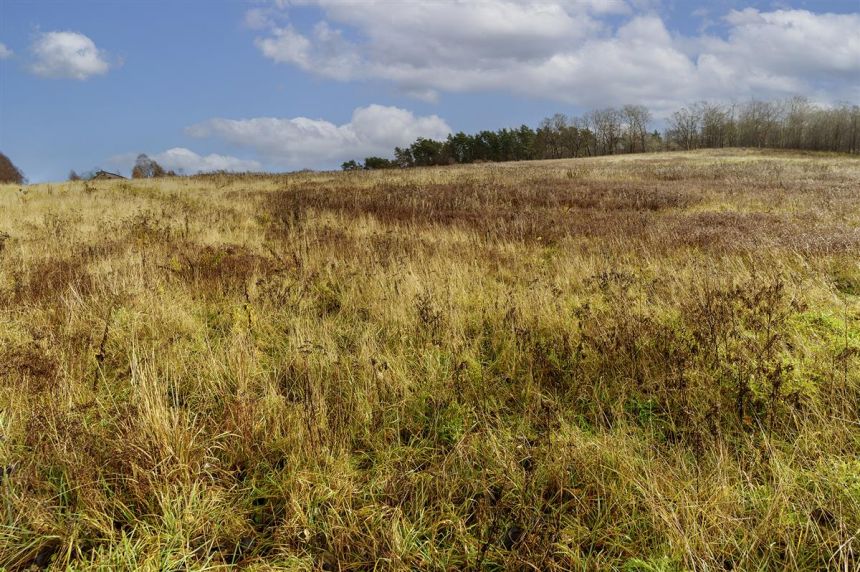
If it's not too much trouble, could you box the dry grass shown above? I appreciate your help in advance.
[1,149,860,570]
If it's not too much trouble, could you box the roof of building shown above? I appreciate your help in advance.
[91,170,127,180]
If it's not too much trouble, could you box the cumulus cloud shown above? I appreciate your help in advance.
[509,16,698,112]
[187,104,451,168]
[109,148,261,175]
[256,1,602,80]
[255,22,361,81]
[154,148,262,173]
[0,43,12,59]
[30,31,110,79]
[249,2,860,111]
[702,10,860,83]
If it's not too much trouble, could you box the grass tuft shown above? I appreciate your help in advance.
[1,149,860,569]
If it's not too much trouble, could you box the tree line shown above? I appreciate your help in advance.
[343,97,860,170]
[667,98,859,152]
[2,97,858,185]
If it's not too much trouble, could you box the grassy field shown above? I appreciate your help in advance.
[1,148,859,570]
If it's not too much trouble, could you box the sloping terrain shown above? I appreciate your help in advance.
[1,149,859,570]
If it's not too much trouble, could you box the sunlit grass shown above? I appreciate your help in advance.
[1,149,859,570]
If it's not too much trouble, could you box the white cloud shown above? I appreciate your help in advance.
[257,1,603,79]
[255,22,361,81]
[30,31,110,80]
[244,8,274,30]
[153,148,262,174]
[706,9,860,81]
[509,16,698,113]
[256,26,312,67]
[109,148,262,175]
[249,2,860,111]
[187,104,451,168]
[0,43,12,59]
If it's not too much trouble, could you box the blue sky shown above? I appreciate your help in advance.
[1,0,858,182]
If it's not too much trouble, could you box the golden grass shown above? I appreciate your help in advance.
[1,149,860,570]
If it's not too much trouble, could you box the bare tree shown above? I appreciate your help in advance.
[587,108,623,155]
[131,154,167,179]
[659,99,857,155]
[850,105,860,154]
[698,102,732,149]
[536,114,570,159]
[737,100,782,148]
[621,105,651,153]
[668,105,702,150]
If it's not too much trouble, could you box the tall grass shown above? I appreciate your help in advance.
[1,149,859,570]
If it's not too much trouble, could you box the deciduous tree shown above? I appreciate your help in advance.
[0,152,25,184]
[131,154,167,178]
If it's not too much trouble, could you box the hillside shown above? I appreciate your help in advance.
[1,149,859,570]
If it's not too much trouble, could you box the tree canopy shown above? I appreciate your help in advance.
[0,152,25,184]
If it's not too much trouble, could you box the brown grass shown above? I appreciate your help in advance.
[1,149,859,570]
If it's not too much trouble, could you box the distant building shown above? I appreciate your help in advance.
[91,170,126,180]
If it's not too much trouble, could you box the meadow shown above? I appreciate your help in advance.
[1,148,859,570]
